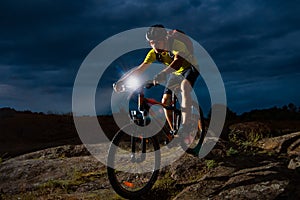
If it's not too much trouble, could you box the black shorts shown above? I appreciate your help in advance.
[164,66,199,94]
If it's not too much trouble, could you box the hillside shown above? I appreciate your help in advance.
[1,106,300,199]
[0,108,119,159]
[1,105,300,159]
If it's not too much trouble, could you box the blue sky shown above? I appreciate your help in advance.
[1,0,300,114]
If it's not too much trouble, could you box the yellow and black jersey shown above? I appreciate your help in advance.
[143,39,198,75]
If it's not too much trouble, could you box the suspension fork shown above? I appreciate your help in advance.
[130,91,147,163]
[130,135,147,163]
[138,91,145,113]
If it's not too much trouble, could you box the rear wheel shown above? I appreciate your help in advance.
[107,125,161,199]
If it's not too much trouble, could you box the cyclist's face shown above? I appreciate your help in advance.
[149,39,165,53]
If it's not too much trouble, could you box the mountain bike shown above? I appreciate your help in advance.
[107,80,206,199]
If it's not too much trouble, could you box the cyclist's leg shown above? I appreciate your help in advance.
[163,74,182,132]
[161,93,173,131]
[180,66,199,126]
[180,79,193,125]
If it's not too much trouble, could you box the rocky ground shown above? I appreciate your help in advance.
[1,131,299,200]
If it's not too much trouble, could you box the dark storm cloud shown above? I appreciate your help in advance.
[1,0,300,113]
[0,0,96,67]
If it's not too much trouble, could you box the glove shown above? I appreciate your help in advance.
[113,81,124,92]
[154,71,167,83]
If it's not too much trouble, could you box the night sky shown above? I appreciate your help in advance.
[1,0,300,114]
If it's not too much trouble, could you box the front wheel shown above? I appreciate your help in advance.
[107,125,161,199]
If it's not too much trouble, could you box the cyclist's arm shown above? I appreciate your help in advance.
[117,62,151,83]
[162,39,190,73]
[117,49,155,83]
[161,54,184,73]
[114,62,151,92]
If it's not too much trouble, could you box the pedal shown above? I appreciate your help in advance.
[170,130,179,138]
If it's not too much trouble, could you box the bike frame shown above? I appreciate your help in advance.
[128,84,180,163]
[135,84,181,131]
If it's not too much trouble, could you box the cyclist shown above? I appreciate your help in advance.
[114,24,199,136]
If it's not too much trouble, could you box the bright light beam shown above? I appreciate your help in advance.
[125,76,140,91]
